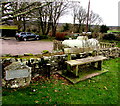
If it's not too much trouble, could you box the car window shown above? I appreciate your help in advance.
[27,32,31,34]
[31,34,34,35]
[74,34,78,36]
[21,33,26,35]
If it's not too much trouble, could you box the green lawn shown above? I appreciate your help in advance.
[2,58,119,104]
[107,30,120,33]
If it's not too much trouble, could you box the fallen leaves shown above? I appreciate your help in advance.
[104,86,108,90]
[54,90,59,92]
[35,100,39,104]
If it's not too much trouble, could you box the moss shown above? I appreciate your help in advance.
[41,50,49,54]
[2,54,12,57]
[0,25,18,30]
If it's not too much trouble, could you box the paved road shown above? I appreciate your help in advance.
[0,38,53,56]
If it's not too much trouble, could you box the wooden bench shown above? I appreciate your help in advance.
[66,56,107,77]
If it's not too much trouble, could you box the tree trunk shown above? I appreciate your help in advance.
[52,25,57,37]
[78,21,82,33]
[23,16,26,31]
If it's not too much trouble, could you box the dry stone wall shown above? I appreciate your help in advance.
[1,47,120,88]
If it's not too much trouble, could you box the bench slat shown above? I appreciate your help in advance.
[66,56,107,66]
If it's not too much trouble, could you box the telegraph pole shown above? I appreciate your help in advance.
[86,0,90,32]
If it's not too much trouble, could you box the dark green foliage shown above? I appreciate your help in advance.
[64,35,70,39]
[61,23,70,32]
[26,29,31,32]
[32,29,37,33]
[100,25,109,33]
[115,34,120,41]
[39,35,48,39]
[103,34,115,40]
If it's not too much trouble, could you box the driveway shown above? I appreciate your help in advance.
[0,38,53,56]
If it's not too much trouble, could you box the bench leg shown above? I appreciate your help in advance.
[91,62,96,67]
[75,65,79,77]
[97,61,102,70]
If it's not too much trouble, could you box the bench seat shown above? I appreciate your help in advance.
[66,56,107,77]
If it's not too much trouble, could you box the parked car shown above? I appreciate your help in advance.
[15,32,40,41]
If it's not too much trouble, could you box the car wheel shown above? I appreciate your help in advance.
[15,37,18,40]
[23,38,27,41]
[36,37,39,40]
[16,37,20,41]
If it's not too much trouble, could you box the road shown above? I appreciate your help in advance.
[0,38,53,56]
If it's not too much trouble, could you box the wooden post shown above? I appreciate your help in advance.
[46,64,51,79]
[67,53,71,71]
[67,53,71,60]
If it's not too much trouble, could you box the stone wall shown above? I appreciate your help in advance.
[1,47,120,88]
[53,40,117,51]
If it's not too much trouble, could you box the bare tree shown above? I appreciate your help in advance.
[76,6,87,32]
[87,10,103,31]
[70,1,81,32]
[70,1,103,33]
[32,2,52,35]
[89,10,103,25]
[50,1,69,36]
[1,1,51,22]
[1,1,52,32]
[24,0,69,36]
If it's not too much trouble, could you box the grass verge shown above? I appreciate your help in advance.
[2,58,119,104]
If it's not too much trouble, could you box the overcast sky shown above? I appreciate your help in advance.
[59,0,120,26]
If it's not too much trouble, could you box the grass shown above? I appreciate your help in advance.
[2,58,120,104]
[107,30,120,33]
[40,39,52,41]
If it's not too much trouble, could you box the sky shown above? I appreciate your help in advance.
[59,0,120,26]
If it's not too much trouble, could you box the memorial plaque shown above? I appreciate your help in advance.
[6,69,30,80]
[3,62,31,88]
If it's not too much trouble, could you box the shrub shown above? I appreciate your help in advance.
[115,35,120,41]
[64,35,71,39]
[61,23,70,32]
[55,32,69,41]
[32,28,37,33]
[100,25,109,33]
[40,35,48,39]
[26,28,31,32]
[103,34,115,40]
